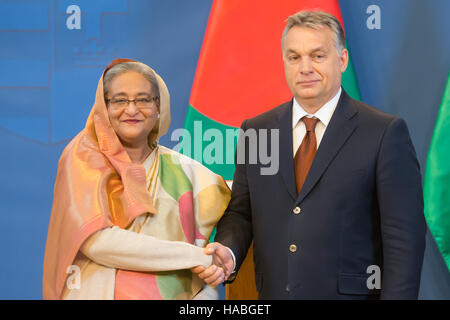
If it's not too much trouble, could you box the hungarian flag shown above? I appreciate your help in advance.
[183,0,361,299]
[424,73,450,272]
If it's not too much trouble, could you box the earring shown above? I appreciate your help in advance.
[157,113,160,119]
[150,140,158,149]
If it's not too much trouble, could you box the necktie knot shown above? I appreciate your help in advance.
[302,117,319,132]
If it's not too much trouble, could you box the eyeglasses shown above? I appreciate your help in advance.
[106,96,159,111]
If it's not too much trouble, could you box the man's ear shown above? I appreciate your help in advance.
[340,48,349,73]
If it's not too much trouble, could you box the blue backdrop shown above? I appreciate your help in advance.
[0,0,449,299]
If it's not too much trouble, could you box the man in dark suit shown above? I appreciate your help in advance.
[192,10,426,299]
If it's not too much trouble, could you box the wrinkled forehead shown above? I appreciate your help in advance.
[107,71,154,97]
[287,25,334,44]
[284,26,338,56]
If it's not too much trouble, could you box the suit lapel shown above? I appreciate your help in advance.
[277,100,298,200]
[296,90,359,204]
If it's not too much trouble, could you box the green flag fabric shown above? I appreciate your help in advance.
[424,73,450,271]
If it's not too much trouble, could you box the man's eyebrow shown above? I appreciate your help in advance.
[285,49,299,55]
[310,46,327,53]
[285,46,328,55]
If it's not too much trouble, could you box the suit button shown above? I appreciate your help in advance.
[286,284,290,292]
[293,207,301,214]
[289,244,297,252]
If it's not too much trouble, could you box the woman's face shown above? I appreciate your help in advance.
[106,71,159,148]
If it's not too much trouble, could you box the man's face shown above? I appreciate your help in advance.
[283,26,348,110]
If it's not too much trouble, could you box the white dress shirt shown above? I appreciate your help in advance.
[292,87,342,155]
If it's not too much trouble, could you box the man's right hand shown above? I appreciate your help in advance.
[191,242,234,286]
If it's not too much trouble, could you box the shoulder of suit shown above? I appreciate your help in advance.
[347,95,399,127]
[242,100,292,129]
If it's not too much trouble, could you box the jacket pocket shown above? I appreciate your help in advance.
[338,273,380,295]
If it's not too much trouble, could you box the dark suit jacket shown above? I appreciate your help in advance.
[214,89,426,300]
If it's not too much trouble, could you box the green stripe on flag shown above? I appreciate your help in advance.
[424,73,450,271]
[182,105,239,180]
[342,42,361,101]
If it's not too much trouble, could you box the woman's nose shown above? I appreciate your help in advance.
[124,100,139,115]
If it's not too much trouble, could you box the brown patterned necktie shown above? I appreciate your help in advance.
[294,117,319,194]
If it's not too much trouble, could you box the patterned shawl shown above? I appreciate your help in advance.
[43,59,230,299]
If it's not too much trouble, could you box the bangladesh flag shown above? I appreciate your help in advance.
[183,0,362,299]
[424,73,450,272]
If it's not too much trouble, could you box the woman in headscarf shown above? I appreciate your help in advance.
[43,59,231,300]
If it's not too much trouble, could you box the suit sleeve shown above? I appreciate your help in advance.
[214,120,254,275]
[376,117,426,299]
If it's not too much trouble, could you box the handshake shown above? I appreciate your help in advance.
[191,242,235,286]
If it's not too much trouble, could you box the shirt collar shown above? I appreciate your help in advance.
[292,87,342,129]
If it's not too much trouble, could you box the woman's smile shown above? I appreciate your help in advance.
[122,119,143,124]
